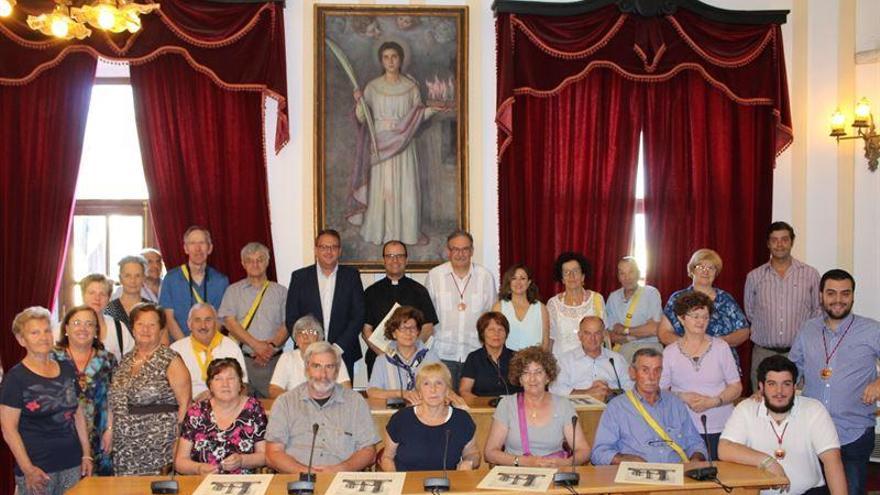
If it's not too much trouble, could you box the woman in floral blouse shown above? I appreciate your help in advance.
[175,358,267,474]
[54,305,117,475]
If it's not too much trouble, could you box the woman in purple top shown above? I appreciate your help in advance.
[659,291,741,461]
[175,358,267,474]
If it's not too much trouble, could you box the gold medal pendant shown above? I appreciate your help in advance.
[458,302,467,311]
[820,367,833,379]
[774,449,786,460]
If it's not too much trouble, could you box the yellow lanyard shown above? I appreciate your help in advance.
[625,390,689,463]
[240,281,270,331]
[191,331,223,381]
[623,287,644,328]
[181,264,206,304]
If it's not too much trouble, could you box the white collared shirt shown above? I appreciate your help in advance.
[425,261,496,362]
[550,346,632,395]
[720,396,840,495]
[316,264,338,330]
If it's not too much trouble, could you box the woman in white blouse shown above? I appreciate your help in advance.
[545,252,605,359]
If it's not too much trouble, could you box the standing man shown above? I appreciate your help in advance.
[286,229,365,381]
[219,242,289,398]
[744,221,821,389]
[551,316,632,400]
[363,240,438,377]
[789,269,880,495]
[170,303,248,400]
[606,257,663,364]
[719,355,846,495]
[159,226,229,341]
[425,230,496,389]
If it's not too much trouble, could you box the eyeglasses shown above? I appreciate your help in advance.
[521,368,546,378]
[308,362,338,372]
[684,312,710,321]
[562,269,583,278]
[296,329,320,337]
[70,319,97,329]
[694,264,717,273]
[316,244,340,252]
[383,253,406,260]
[448,246,472,254]
[397,324,420,334]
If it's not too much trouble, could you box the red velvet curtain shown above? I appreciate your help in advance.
[499,69,642,297]
[0,52,97,495]
[642,72,775,389]
[130,53,276,281]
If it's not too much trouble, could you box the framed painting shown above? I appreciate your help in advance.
[315,5,468,271]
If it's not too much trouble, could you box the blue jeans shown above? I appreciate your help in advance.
[840,427,874,495]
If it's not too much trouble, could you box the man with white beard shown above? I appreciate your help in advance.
[264,341,378,474]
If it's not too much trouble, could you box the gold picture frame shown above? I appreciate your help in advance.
[315,4,469,272]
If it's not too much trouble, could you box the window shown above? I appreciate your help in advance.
[58,81,155,313]
[631,134,649,281]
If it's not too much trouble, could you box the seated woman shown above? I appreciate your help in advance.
[268,315,350,399]
[54,305,117,476]
[660,290,741,461]
[380,363,480,472]
[176,358,267,474]
[1,307,93,495]
[484,346,591,468]
[491,264,550,350]
[459,312,522,401]
[367,306,444,404]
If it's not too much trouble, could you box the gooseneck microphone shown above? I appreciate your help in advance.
[553,416,580,487]
[608,357,624,399]
[288,423,320,495]
[685,414,718,481]
[488,354,510,408]
[151,428,182,494]
[386,365,406,409]
[423,429,452,492]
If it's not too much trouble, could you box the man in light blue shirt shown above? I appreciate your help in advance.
[606,257,663,364]
[789,269,880,495]
[591,347,707,465]
[550,316,632,399]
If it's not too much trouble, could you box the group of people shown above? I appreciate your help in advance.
[0,222,877,495]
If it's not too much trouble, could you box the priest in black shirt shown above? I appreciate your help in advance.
[362,240,439,376]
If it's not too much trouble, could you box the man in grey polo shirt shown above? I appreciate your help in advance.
[219,242,290,398]
[266,341,379,473]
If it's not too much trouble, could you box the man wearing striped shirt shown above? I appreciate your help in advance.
[743,222,821,391]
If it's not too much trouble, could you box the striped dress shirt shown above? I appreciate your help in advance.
[743,258,821,348]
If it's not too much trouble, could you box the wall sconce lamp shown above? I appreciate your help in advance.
[830,97,879,172]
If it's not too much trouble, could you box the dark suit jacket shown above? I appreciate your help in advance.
[285,264,365,366]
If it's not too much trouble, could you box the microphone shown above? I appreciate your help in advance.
[489,354,510,408]
[553,416,580,486]
[423,429,452,492]
[288,423,320,495]
[685,414,718,481]
[608,357,624,400]
[386,364,406,409]
[151,430,182,494]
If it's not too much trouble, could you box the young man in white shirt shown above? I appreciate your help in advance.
[719,355,846,495]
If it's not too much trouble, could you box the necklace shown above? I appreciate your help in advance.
[820,317,855,380]
[450,272,472,311]
[133,344,160,365]
[67,347,95,374]
[768,418,789,460]
[677,338,710,372]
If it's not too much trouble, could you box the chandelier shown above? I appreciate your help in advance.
[9,0,159,40]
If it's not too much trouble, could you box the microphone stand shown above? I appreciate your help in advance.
[488,350,510,408]
[607,357,624,400]
[423,429,452,492]
[552,416,580,487]
[386,362,406,409]
[685,414,718,481]
[288,423,320,495]
[152,430,182,494]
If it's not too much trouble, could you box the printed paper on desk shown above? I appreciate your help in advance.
[568,394,604,406]
[368,303,401,353]
[614,462,684,486]
[192,474,273,495]
[476,466,557,492]
[326,471,406,495]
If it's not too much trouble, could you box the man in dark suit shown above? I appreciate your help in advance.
[285,229,365,380]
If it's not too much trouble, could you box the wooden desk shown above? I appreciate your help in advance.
[66,462,786,494]
[261,396,605,450]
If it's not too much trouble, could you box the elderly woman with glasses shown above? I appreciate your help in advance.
[176,359,267,474]
[484,346,590,468]
[657,249,750,364]
[53,305,117,475]
[546,252,605,359]
[268,315,351,399]
[660,290,741,460]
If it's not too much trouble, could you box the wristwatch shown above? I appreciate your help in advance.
[623,327,631,336]
[513,456,520,467]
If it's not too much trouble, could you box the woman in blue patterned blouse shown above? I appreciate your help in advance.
[657,248,750,367]
[54,305,118,475]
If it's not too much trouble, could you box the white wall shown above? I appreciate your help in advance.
[266,0,880,319]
